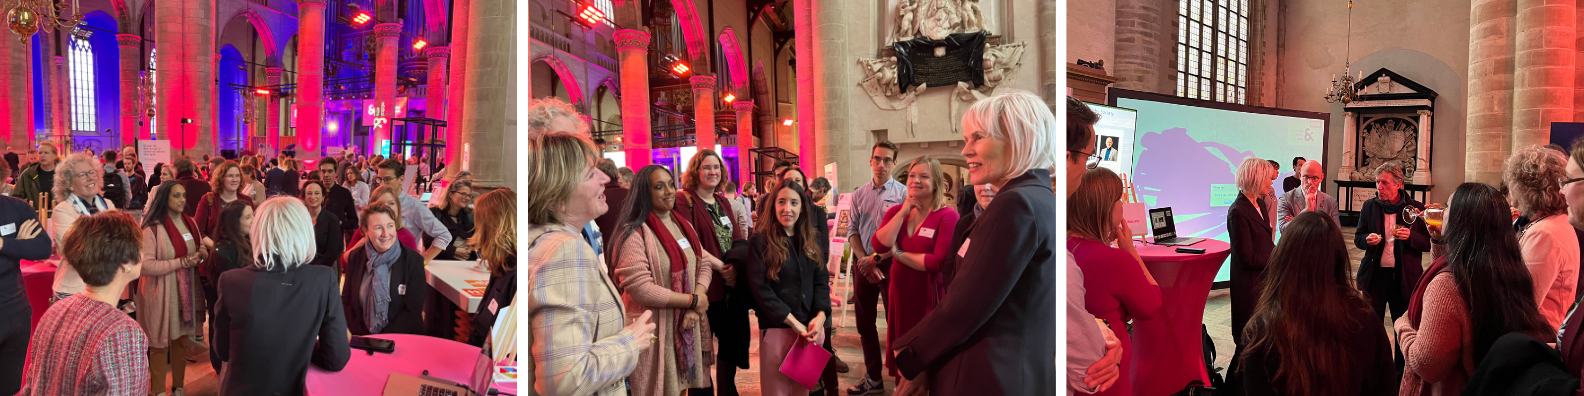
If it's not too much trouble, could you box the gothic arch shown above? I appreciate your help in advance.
[232,8,280,61]
[667,0,708,62]
[532,54,585,104]
[717,28,747,90]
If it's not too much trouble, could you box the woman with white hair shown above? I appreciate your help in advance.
[527,97,590,136]
[48,152,115,304]
[1504,145,1580,329]
[888,91,1058,396]
[213,197,350,396]
[1225,157,1276,391]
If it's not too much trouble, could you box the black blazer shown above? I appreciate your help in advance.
[468,257,516,347]
[1353,196,1430,296]
[214,263,349,396]
[340,243,429,335]
[309,209,344,272]
[1228,193,1274,342]
[746,233,831,329]
[325,184,360,230]
[429,207,476,261]
[943,185,978,292]
[891,169,1056,396]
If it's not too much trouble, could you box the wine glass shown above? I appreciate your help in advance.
[1402,207,1423,224]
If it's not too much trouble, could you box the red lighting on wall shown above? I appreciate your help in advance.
[255,89,272,96]
[412,39,428,50]
[352,12,372,26]
[782,119,794,126]
[575,2,606,28]
[722,93,736,103]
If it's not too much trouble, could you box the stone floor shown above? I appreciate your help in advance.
[1203,225,1407,373]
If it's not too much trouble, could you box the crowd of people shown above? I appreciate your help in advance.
[1066,95,1584,395]
[528,91,1058,396]
[0,144,516,396]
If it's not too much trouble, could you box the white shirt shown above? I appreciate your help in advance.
[1382,213,1396,268]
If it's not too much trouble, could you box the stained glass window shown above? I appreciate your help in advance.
[69,36,95,131]
[1176,0,1250,104]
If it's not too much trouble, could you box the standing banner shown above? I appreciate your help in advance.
[832,193,854,327]
[138,140,171,178]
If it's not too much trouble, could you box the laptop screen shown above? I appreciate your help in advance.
[469,349,493,394]
[1149,207,1176,240]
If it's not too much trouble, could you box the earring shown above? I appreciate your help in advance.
[123,267,132,274]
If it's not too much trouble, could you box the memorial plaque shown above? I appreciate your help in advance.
[893,31,986,90]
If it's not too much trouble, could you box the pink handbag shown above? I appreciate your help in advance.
[779,336,832,389]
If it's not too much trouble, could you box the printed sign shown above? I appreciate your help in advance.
[463,288,485,298]
[137,140,171,179]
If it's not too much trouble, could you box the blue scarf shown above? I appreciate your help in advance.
[361,242,401,333]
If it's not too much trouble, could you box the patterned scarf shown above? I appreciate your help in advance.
[158,214,201,328]
[67,193,106,216]
[645,211,703,381]
[362,241,401,333]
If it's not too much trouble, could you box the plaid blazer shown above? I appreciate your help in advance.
[529,223,642,396]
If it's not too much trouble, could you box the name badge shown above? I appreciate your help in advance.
[678,238,691,249]
[489,299,499,315]
[181,233,193,241]
[398,284,406,295]
[720,216,732,226]
[958,238,971,257]
[0,223,16,236]
[918,228,936,239]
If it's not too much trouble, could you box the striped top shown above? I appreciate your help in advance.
[18,294,150,395]
[529,223,644,396]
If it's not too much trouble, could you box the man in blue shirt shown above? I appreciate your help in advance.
[847,141,907,395]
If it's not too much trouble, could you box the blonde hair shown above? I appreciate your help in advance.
[472,189,516,277]
[370,184,406,230]
[251,197,317,271]
[527,97,589,136]
[960,91,1059,182]
[1068,168,1125,244]
[903,156,950,213]
[53,153,100,202]
[1236,157,1274,194]
[527,132,599,226]
[1505,145,1570,217]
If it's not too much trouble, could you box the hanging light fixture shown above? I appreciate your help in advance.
[7,0,86,43]
[1324,0,1361,104]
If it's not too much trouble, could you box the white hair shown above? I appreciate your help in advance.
[961,91,1059,182]
[53,153,101,202]
[1236,157,1274,193]
[251,197,317,271]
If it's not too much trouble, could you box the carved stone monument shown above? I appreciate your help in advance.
[859,0,1024,137]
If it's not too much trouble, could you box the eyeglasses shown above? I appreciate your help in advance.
[74,171,95,180]
[1561,176,1584,187]
[1068,150,1100,170]
[1301,175,1323,181]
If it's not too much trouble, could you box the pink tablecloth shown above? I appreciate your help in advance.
[1129,239,1232,396]
[21,260,54,331]
[306,334,510,395]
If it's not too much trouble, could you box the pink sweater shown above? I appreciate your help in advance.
[1396,272,1474,396]
[1522,215,1580,329]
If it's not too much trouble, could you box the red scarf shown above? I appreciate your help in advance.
[645,211,705,379]
[1406,256,1450,327]
[160,214,203,328]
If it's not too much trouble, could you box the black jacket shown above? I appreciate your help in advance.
[891,169,1056,396]
[1228,193,1274,342]
[429,207,476,261]
[340,243,429,335]
[325,184,360,231]
[746,234,831,329]
[468,257,516,347]
[1353,195,1430,297]
[943,185,978,292]
[0,195,53,320]
[265,168,286,197]
[1242,305,1398,395]
[1464,332,1580,396]
[310,209,344,272]
[214,263,349,396]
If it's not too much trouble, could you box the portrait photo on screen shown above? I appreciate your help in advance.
[1098,135,1121,162]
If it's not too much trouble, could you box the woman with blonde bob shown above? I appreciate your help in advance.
[872,156,961,378]
[528,131,655,396]
[890,91,1058,395]
[213,197,350,396]
[1225,157,1277,390]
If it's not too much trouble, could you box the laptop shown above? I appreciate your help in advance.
[420,192,433,203]
[1148,207,1205,246]
[383,349,496,396]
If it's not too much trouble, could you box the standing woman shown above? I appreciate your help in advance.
[613,165,719,396]
[136,180,209,396]
[196,161,254,245]
[528,131,655,395]
[1396,182,1553,396]
[746,180,829,396]
[282,159,301,197]
[49,153,114,303]
[1503,145,1580,329]
[1065,167,1159,396]
[344,166,370,215]
[203,201,252,372]
[673,149,752,395]
[467,188,516,347]
[889,91,1057,395]
[428,180,476,260]
[1240,212,1396,395]
[128,161,147,211]
[872,156,962,378]
[303,180,344,271]
[239,164,265,205]
[1225,157,1276,390]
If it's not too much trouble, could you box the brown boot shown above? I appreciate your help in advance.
[833,355,850,373]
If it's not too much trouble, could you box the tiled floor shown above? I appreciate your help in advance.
[1203,226,1406,372]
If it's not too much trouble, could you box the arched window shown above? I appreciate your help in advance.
[68,36,95,131]
[149,48,156,140]
[1176,0,1249,104]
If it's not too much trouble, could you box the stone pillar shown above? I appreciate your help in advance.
[155,0,215,155]
[0,25,32,147]
[812,0,851,184]
[1466,0,1516,184]
[373,22,402,155]
[1040,0,1057,109]
[425,46,449,125]
[734,100,754,186]
[50,56,63,144]
[616,30,652,169]
[1113,0,1166,93]
[691,75,716,153]
[445,0,470,176]
[296,0,327,158]
[118,34,141,146]
[793,0,814,172]
[266,67,283,155]
[1511,0,1575,150]
[1414,110,1433,185]
[459,0,513,188]
[1339,111,1356,181]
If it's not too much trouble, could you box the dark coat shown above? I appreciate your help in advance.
[175,171,212,218]
[264,168,286,197]
[746,234,831,329]
[326,184,360,231]
[673,190,744,302]
[428,207,475,261]
[943,185,978,292]
[1465,332,1580,396]
[593,184,629,254]
[891,169,1057,396]
[340,243,429,335]
[195,193,254,238]
[467,256,516,347]
[310,208,344,272]
[1228,193,1274,342]
[214,263,350,396]
[1353,195,1430,298]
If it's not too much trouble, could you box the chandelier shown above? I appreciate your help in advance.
[1324,0,1360,104]
[6,0,85,44]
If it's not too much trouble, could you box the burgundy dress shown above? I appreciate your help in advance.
[871,205,959,375]
[1068,236,1162,396]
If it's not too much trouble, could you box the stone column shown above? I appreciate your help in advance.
[1339,111,1356,181]
[266,67,283,155]
[118,34,141,146]
[616,30,652,169]
[734,100,754,186]
[51,56,63,144]
[445,0,470,176]
[1511,0,1575,150]
[812,0,851,184]
[1039,0,1057,109]
[793,0,814,172]
[373,22,402,155]
[425,46,449,123]
[296,0,327,157]
[691,75,716,153]
[1414,110,1433,185]
[155,0,215,155]
[0,25,32,147]
[1466,0,1516,184]
[1113,0,1167,93]
[459,0,512,188]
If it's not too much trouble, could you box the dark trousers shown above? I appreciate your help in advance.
[1366,266,1409,379]
[854,266,891,381]
[0,306,30,394]
[709,290,751,396]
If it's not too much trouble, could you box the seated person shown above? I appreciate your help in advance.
[341,202,430,335]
